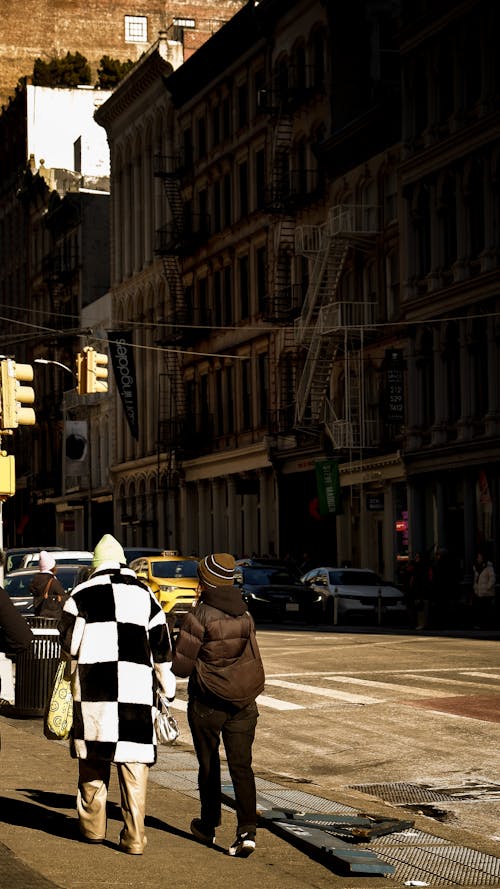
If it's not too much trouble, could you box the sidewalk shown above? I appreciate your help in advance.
[1,712,405,889]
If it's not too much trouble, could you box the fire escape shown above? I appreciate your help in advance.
[260,69,298,324]
[294,204,378,458]
[153,155,188,467]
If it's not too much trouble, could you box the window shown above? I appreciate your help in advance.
[212,105,220,147]
[198,277,208,324]
[227,365,234,432]
[214,269,222,326]
[223,172,232,227]
[125,15,147,43]
[258,353,268,426]
[255,148,265,209]
[182,127,193,167]
[238,161,248,218]
[256,246,267,314]
[222,96,231,140]
[241,360,251,429]
[197,116,206,159]
[239,255,249,319]
[215,368,223,436]
[213,180,221,232]
[237,83,248,128]
[253,68,265,115]
[223,265,233,324]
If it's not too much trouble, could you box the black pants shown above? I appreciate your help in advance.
[187,697,258,835]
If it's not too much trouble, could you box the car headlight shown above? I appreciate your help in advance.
[159,584,179,593]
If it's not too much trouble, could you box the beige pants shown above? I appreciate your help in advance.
[77,759,149,853]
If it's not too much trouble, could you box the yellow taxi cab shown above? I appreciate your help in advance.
[129,551,200,624]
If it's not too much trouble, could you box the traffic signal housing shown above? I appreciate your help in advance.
[0,358,36,430]
[76,347,108,395]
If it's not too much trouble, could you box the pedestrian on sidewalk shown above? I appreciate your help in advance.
[172,552,265,858]
[0,586,33,704]
[30,551,67,619]
[57,533,176,854]
[472,551,496,628]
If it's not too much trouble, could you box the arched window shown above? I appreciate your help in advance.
[444,322,461,425]
[419,328,434,429]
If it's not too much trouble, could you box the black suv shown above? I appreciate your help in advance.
[234,559,322,623]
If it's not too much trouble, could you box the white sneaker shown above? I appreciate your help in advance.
[228,831,256,857]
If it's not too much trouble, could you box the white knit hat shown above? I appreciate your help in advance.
[39,551,56,572]
[92,534,126,567]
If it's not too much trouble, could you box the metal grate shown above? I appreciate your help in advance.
[349,782,460,804]
[149,753,500,885]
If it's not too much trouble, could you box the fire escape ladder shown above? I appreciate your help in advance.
[157,352,186,456]
[294,237,349,427]
[154,158,186,325]
[267,107,296,322]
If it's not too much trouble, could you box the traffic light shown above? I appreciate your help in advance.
[0,452,15,498]
[86,347,108,393]
[0,358,36,429]
[76,349,88,395]
[76,347,108,395]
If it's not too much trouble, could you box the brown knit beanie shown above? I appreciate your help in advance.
[197,553,235,588]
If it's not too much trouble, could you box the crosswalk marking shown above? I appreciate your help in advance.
[264,678,380,704]
[257,694,304,710]
[463,671,500,680]
[324,675,452,697]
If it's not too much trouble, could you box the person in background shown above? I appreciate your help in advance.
[58,534,175,854]
[30,551,67,619]
[172,553,264,858]
[0,586,33,704]
[472,551,496,629]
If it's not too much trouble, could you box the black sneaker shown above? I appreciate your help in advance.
[228,831,256,857]
[190,818,215,846]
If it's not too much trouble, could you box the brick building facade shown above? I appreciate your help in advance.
[0,0,245,107]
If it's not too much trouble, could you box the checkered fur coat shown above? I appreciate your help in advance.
[58,561,175,764]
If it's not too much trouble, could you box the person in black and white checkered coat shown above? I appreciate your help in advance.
[58,534,175,854]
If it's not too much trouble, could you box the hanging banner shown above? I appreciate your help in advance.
[108,331,139,440]
[315,460,342,516]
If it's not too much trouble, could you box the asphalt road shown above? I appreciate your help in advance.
[172,624,500,851]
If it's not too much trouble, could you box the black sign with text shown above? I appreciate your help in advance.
[385,349,404,425]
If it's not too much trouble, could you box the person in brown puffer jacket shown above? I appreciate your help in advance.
[172,552,265,859]
[29,551,67,619]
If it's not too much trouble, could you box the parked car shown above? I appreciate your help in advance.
[301,567,408,624]
[234,560,322,623]
[129,551,200,625]
[3,546,64,574]
[20,550,93,569]
[3,564,90,616]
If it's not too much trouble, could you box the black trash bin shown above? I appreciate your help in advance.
[14,616,61,716]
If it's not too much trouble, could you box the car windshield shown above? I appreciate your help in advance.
[329,570,383,586]
[4,575,31,596]
[242,567,298,586]
[150,560,198,579]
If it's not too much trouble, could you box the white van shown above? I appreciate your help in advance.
[20,550,93,569]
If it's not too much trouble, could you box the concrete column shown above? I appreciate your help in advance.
[143,140,152,266]
[463,472,476,575]
[198,480,211,555]
[435,479,447,550]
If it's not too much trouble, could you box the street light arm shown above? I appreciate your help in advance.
[34,358,78,385]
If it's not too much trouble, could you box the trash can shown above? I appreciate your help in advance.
[14,616,61,717]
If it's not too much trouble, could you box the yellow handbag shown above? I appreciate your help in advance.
[44,659,73,740]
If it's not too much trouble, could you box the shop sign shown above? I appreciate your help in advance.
[366,494,384,511]
[315,460,342,516]
[386,349,404,424]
